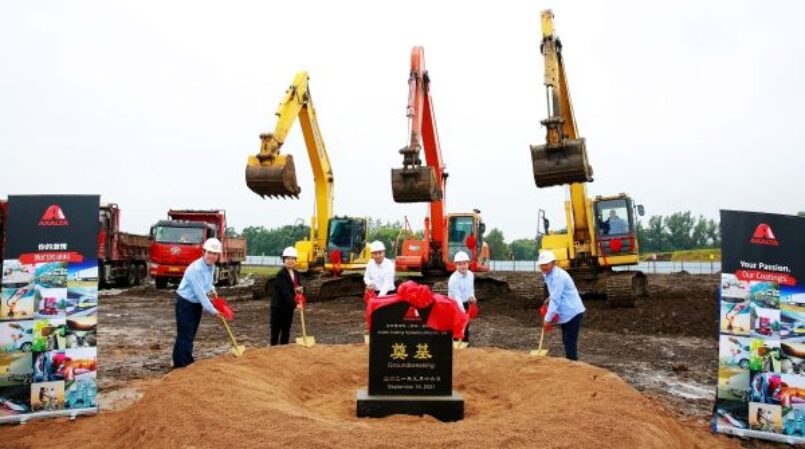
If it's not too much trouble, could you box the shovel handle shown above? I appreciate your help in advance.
[299,307,309,345]
[536,323,546,352]
[219,315,241,348]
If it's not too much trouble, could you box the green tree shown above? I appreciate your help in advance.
[485,228,507,260]
[798,211,805,217]
[509,239,538,260]
[665,211,696,250]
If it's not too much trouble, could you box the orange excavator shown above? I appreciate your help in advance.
[391,46,490,276]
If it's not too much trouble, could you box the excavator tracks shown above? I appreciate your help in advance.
[603,271,648,308]
[254,272,366,302]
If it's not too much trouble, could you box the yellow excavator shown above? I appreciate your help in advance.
[246,72,371,299]
[530,10,647,307]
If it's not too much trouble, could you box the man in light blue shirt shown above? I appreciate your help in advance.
[172,238,221,368]
[538,251,585,360]
[448,251,476,344]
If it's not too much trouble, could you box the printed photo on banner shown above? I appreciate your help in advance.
[33,351,66,382]
[0,353,33,385]
[781,303,805,340]
[65,377,96,410]
[65,348,96,381]
[0,384,31,416]
[31,318,67,352]
[0,321,33,353]
[723,274,750,300]
[34,262,68,289]
[751,306,781,339]
[1,281,36,321]
[781,285,805,306]
[781,338,805,375]
[718,365,750,402]
[751,282,781,310]
[34,287,68,318]
[65,317,97,348]
[721,299,751,337]
[2,260,34,287]
[720,335,752,370]
[749,338,781,373]
[749,402,783,434]
[715,398,749,431]
[31,381,65,412]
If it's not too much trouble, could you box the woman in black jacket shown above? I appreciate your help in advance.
[271,247,303,345]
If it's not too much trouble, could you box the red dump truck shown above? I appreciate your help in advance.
[149,210,246,289]
[98,203,150,287]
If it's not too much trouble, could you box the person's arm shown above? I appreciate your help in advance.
[363,265,375,290]
[447,274,460,302]
[468,272,476,303]
[544,274,566,323]
[378,262,395,297]
[189,268,218,316]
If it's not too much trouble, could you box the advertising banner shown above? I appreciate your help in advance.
[1,195,100,423]
[714,210,805,444]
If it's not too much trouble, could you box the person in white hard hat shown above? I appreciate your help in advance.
[448,251,476,344]
[270,246,304,345]
[363,240,396,297]
[172,238,221,368]
[538,250,586,360]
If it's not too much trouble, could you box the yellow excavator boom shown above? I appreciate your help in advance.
[246,72,334,268]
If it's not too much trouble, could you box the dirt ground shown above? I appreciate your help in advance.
[58,273,782,447]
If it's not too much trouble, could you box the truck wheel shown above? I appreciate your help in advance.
[155,277,168,290]
[125,265,136,287]
[20,342,32,352]
[133,265,142,285]
[229,266,239,286]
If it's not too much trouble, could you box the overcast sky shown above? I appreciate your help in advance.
[1,1,803,241]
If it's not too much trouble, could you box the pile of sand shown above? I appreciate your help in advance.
[4,345,739,449]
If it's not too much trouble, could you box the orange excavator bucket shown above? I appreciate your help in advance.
[530,136,593,188]
[245,134,301,198]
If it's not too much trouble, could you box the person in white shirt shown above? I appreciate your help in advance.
[448,251,476,344]
[363,241,396,297]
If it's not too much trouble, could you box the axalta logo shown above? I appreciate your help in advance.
[750,223,779,246]
[39,205,69,226]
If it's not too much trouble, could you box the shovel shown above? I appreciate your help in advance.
[294,293,315,347]
[295,306,316,347]
[213,297,246,357]
[218,315,246,357]
[529,323,549,357]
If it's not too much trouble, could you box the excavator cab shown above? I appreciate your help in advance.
[592,195,641,262]
[326,217,368,263]
[530,136,593,188]
[245,133,301,198]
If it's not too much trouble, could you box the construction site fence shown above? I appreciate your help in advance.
[244,256,721,274]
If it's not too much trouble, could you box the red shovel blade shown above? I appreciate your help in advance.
[213,297,235,321]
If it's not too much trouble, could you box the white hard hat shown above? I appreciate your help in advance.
[282,246,298,258]
[369,241,385,253]
[202,238,223,253]
[537,251,557,265]
[454,251,470,263]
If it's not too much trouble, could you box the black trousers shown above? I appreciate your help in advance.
[173,296,202,368]
[270,307,295,346]
[560,312,584,361]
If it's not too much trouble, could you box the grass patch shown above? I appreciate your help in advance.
[641,248,721,261]
[242,265,280,277]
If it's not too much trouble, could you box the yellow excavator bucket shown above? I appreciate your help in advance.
[245,153,301,198]
[391,166,441,203]
[530,137,593,188]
